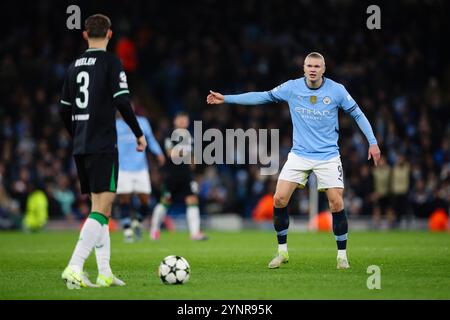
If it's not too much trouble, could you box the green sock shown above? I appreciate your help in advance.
[89,212,109,226]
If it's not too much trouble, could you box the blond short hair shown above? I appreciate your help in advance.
[305,52,325,65]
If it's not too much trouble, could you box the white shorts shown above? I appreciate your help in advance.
[116,169,152,194]
[278,152,344,191]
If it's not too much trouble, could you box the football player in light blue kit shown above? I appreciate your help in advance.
[207,52,381,269]
[116,113,165,242]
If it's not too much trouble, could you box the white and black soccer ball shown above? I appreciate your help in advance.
[158,255,190,284]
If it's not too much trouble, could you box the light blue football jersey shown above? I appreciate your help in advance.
[224,77,377,160]
[116,116,163,171]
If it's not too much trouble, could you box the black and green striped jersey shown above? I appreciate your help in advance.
[60,48,142,155]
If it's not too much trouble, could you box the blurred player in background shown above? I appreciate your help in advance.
[150,112,208,241]
[116,111,165,243]
[207,52,381,269]
[59,14,147,288]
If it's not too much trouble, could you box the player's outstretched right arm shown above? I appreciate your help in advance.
[207,81,293,106]
[207,90,273,105]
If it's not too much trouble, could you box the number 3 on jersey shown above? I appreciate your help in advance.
[76,71,89,109]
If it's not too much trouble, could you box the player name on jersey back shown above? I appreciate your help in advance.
[61,50,131,155]
[75,57,97,67]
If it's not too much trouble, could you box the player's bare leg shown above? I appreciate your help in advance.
[268,179,298,269]
[185,195,207,240]
[326,188,350,269]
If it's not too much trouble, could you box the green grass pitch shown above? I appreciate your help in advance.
[0,230,449,300]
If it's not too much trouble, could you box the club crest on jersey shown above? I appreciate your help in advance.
[323,97,331,105]
[310,95,317,104]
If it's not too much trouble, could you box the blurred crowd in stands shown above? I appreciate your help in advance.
[0,0,449,230]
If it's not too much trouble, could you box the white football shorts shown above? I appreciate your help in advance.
[278,152,344,191]
[116,169,152,194]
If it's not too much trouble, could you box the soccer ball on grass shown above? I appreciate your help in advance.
[158,255,190,284]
